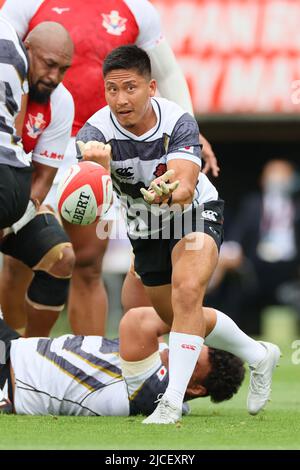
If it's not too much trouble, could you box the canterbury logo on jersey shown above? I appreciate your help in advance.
[201,210,218,222]
[102,10,127,36]
[181,344,197,351]
[116,167,134,179]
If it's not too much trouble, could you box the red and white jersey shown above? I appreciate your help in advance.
[0,0,162,135]
[22,83,74,168]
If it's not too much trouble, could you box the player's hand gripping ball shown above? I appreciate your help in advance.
[57,161,113,225]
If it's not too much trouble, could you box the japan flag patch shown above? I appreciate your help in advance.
[178,146,194,153]
[156,366,167,381]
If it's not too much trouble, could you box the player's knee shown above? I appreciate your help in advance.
[123,307,146,323]
[73,238,108,271]
[172,277,203,306]
[120,308,144,337]
[49,245,75,278]
[27,271,70,312]
[73,245,107,281]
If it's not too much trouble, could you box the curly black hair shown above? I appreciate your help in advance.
[203,348,245,403]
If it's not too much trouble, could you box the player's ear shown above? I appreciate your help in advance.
[186,384,208,399]
[149,79,157,97]
[23,39,30,51]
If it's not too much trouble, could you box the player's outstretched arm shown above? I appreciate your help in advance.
[140,160,199,208]
[140,169,179,204]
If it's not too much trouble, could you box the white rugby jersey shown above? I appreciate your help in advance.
[0,17,30,168]
[10,335,168,416]
[22,83,74,169]
[77,97,218,237]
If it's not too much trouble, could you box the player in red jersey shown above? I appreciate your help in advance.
[1,0,219,335]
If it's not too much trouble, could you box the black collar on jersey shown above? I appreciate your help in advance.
[109,98,162,142]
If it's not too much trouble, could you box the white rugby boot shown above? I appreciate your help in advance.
[142,397,182,424]
[247,341,281,415]
[182,402,191,416]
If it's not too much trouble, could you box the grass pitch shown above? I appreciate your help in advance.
[1,344,299,450]
[1,310,300,450]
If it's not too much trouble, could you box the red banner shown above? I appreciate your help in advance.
[152,0,300,114]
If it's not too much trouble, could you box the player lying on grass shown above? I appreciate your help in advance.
[0,307,245,417]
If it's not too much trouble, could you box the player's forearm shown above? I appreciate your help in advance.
[170,185,195,208]
[30,162,57,204]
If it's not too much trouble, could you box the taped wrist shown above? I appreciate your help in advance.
[26,271,70,311]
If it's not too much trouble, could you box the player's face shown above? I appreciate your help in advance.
[26,44,72,103]
[104,68,157,135]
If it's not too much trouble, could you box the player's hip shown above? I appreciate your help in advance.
[129,200,224,286]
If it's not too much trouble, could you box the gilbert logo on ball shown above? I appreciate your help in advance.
[57,161,113,225]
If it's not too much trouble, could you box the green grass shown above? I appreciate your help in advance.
[1,309,300,450]
[1,344,299,449]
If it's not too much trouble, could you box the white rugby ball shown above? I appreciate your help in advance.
[57,161,113,225]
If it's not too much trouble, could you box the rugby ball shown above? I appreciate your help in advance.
[57,161,113,225]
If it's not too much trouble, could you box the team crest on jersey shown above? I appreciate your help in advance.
[102,10,127,36]
[26,113,46,139]
[153,163,167,178]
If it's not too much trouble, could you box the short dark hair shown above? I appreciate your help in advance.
[204,348,245,403]
[103,45,151,79]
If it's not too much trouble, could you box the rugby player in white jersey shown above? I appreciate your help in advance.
[76,45,281,424]
[1,0,219,336]
[0,17,32,233]
[0,307,245,416]
[0,22,75,336]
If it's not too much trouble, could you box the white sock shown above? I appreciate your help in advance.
[205,310,266,366]
[164,332,204,409]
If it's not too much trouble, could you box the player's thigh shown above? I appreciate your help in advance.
[144,284,173,326]
[1,210,71,270]
[63,219,109,269]
[1,255,32,286]
[171,232,219,294]
[121,266,152,312]
[0,165,32,229]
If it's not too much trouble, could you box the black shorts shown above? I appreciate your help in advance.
[0,164,33,229]
[0,211,70,268]
[129,199,224,286]
[0,319,20,400]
